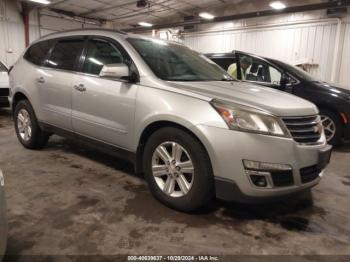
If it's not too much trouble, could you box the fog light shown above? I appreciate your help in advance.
[243,160,292,171]
[250,174,267,187]
[245,170,271,188]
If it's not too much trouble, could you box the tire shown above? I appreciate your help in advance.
[143,127,214,212]
[319,109,342,146]
[14,100,49,149]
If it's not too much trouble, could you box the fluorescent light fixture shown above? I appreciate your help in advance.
[47,60,57,66]
[269,1,286,10]
[199,12,215,20]
[138,22,153,27]
[28,0,51,4]
[89,57,103,66]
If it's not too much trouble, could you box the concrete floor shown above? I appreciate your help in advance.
[0,107,350,257]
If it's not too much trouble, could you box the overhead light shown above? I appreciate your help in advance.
[138,22,153,27]
[269,1,286,10]
[47,60,57,66]
[28,0,51,4]
[199,12,215,20]
[88,58,103,66]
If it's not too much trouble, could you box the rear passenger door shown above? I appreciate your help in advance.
[23,39,55,118]
[71,37,138,150]
[39,37,85,130]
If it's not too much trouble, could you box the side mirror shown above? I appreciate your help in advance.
[280,73,295,92]
[280,73,288,88]
[99,63,131,81]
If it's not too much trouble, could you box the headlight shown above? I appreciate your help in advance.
[211,99,290,137]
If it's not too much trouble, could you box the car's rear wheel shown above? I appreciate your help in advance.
[319,109,342,146]
[143,127,214,212]
[14,100,49,149]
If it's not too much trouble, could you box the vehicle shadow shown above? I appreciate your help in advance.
[45,136,138,178]
[0,108,11,116]
[43,136,320,231]
[0,108,11,120]
[333,143,350,153]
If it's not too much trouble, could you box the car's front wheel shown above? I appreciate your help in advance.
[319,109,342,146]
[14,100,49,149]
[143,127,214,212]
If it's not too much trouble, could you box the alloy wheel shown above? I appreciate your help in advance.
[320,115,336,142]
[151,141,194,198]
[17,109,32,142]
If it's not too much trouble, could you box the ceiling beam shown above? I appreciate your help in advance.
[78,1,136,16]
[148,0,193,16]
[124,0,350,32]
[48,0,70,7]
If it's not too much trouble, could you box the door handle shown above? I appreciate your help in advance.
[74,84,86,92]
[37,77,45,84]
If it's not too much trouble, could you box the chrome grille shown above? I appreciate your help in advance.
[282,115,322,144]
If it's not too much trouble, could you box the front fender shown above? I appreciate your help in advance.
[133,86,228,176]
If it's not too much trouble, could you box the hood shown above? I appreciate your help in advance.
[0,72,9,88]
[168,81,318,117]
[313,81,350,101]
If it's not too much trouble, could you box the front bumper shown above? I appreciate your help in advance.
[0,170,7,258]
[196,125,331,202]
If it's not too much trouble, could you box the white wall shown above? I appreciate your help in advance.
[0,0,103,68]
[0,1,349,86]
[0,0,25,67]
[339,22,350,86]
[38,11,102,36]
[182,11,350,86]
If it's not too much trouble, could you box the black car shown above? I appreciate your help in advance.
[206,51,350,145]
[0,61,9,108]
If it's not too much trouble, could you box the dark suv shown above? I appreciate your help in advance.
[206,51,350,145]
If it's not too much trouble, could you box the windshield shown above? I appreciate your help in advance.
[274,60,318,82]
[0,62,7,72]
[127,38,233,82]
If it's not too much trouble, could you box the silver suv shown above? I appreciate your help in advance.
[9,29,332,211]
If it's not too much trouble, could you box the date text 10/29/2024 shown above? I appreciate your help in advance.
[128,256,220,261]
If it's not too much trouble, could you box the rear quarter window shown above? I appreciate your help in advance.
[24,40,55,66]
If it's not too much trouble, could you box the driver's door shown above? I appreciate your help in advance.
[72,37,138,150]
[237,54,283,90]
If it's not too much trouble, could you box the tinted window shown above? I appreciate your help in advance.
[24,40,54,66]
[47,39,85,71]
[0,62,6,72]
[211,57,236,72]
[273,60,317,82]
[82,39,126,75]
[127,38,232,82]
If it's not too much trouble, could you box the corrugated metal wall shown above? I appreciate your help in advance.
[0,0,26,68]
[339,22,350,86]
[0,0,348,86]
[184,20,340,83]
[0,0,102,68]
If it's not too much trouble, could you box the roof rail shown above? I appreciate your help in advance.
[43,28,127,38]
